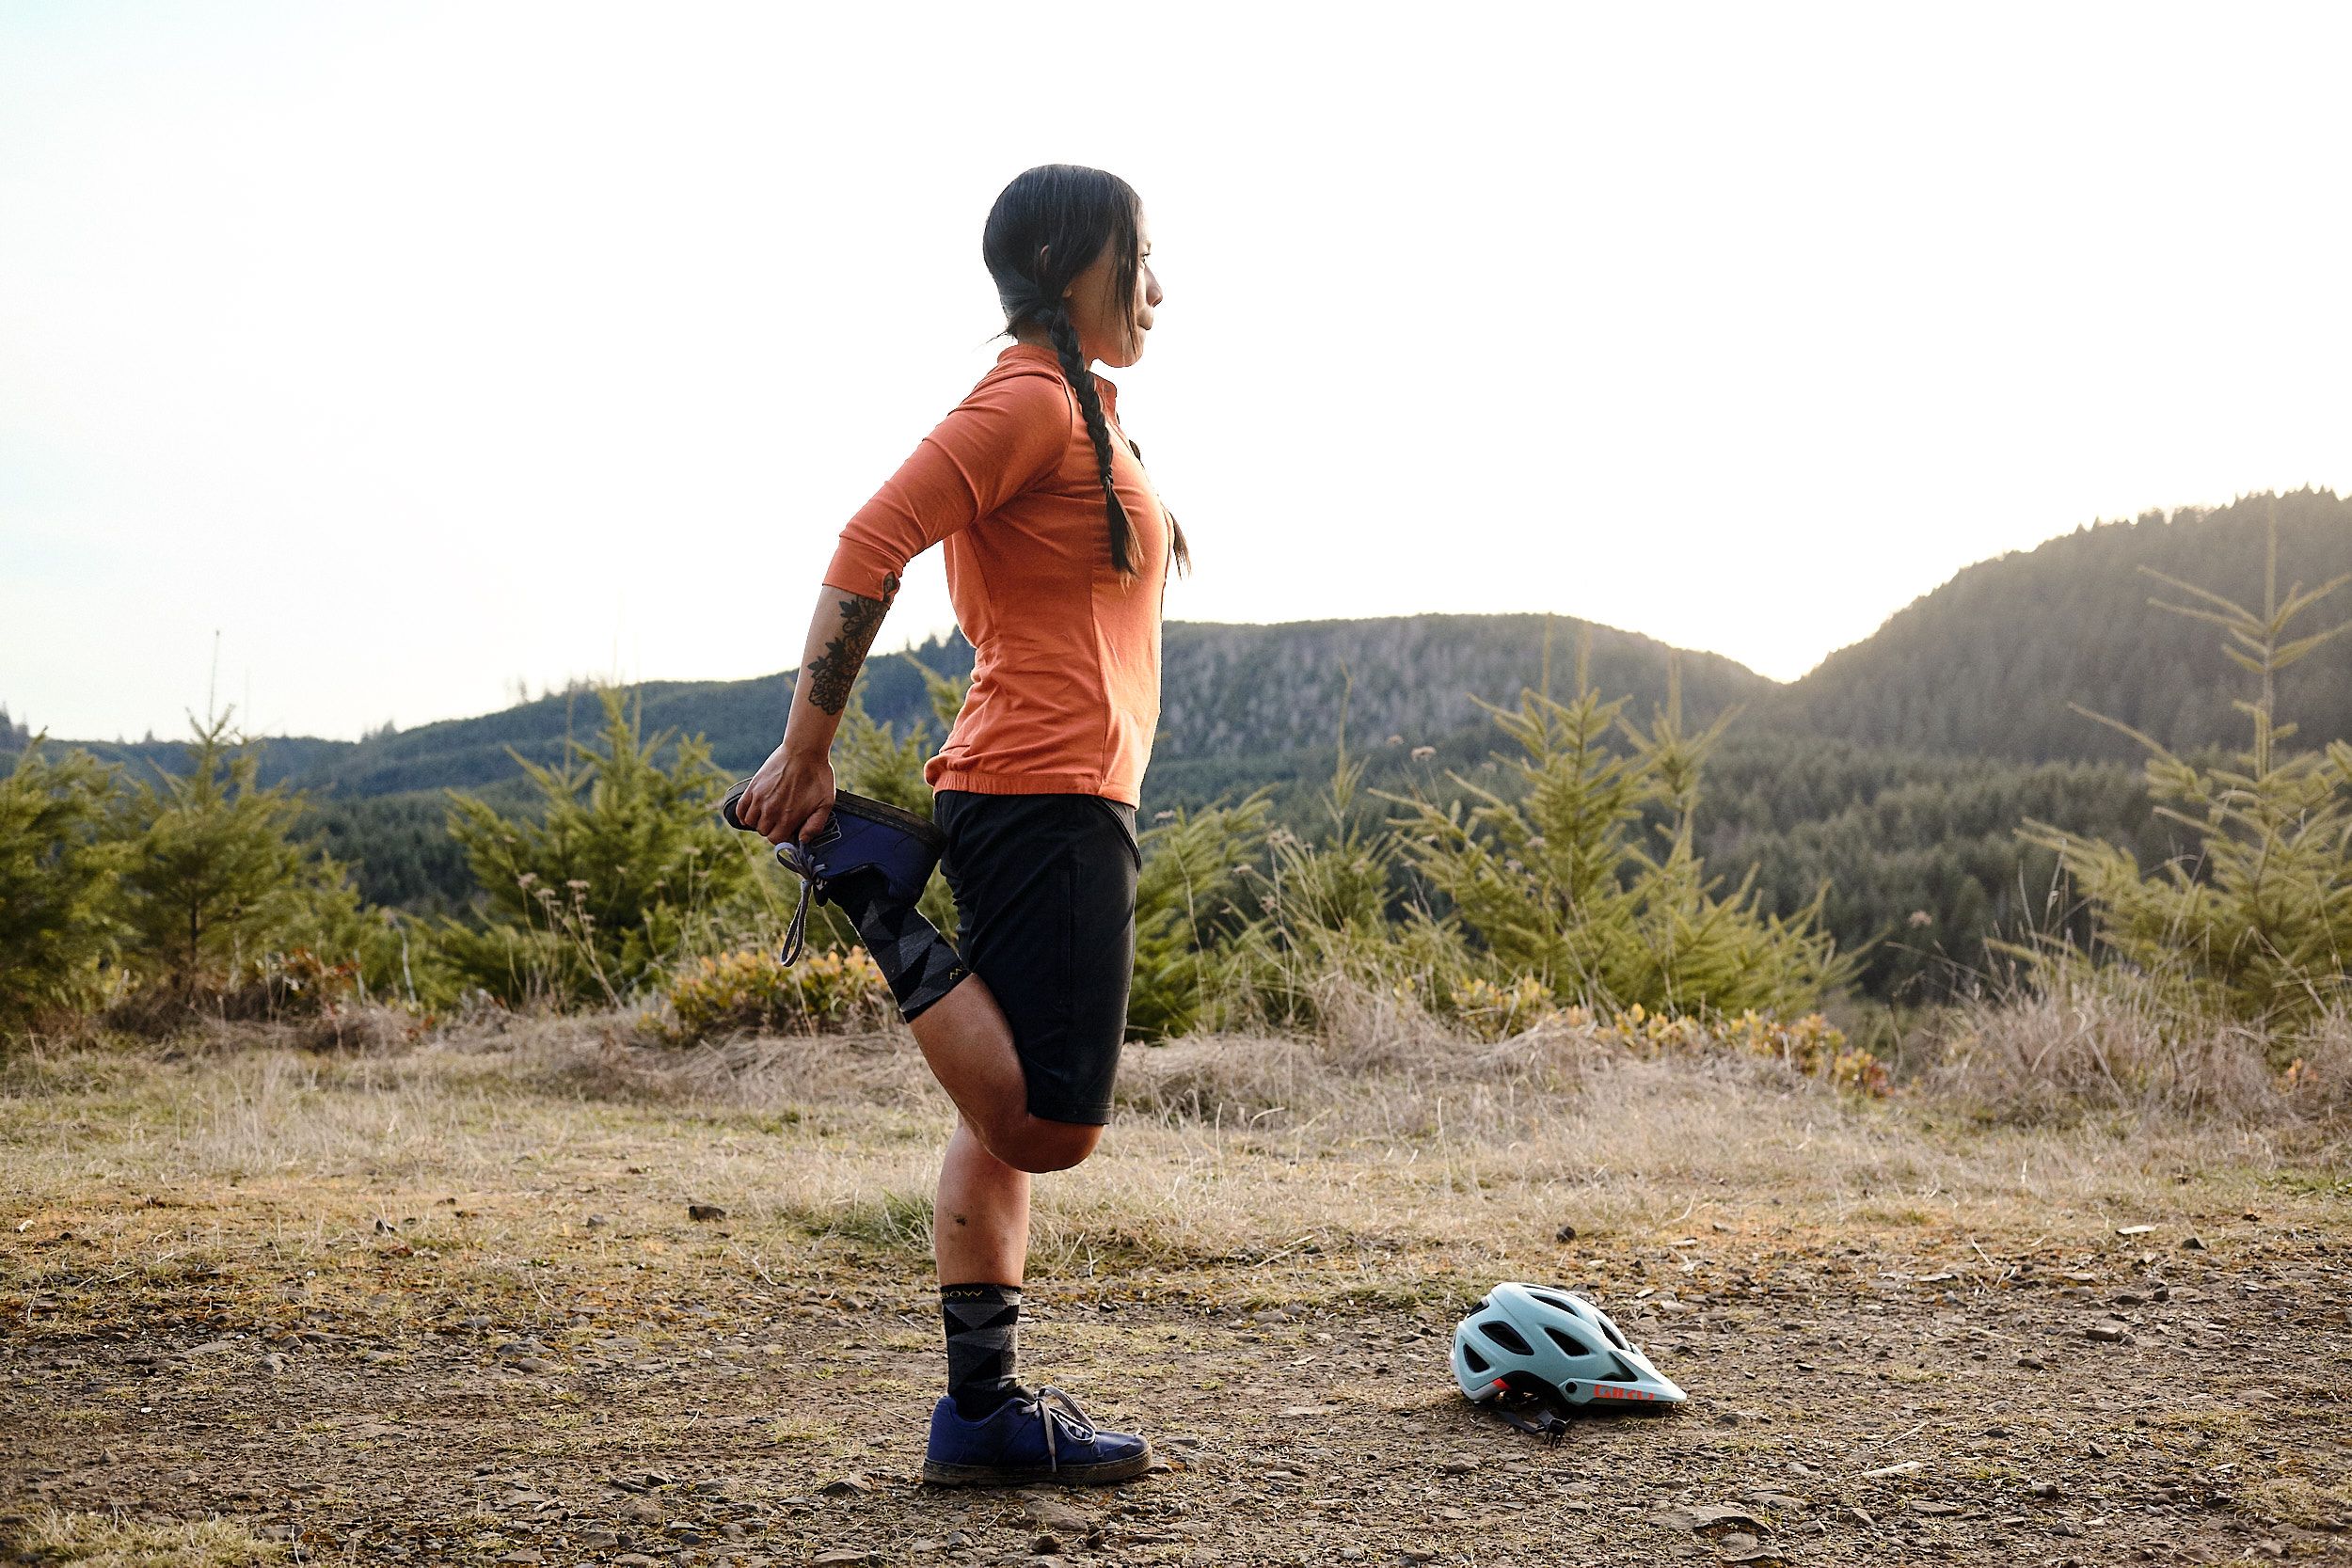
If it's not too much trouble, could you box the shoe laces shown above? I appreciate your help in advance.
[1014,1386,1097,1471]
[772,842,822,966]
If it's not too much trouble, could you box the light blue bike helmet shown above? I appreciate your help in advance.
[1453,1283,1686,1426]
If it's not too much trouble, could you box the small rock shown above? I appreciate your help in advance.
[1658,1505,1768,1535]
[818,1474,872,1497]
[691,1479,731,1497]
[2027,1480,2063,1501]
[1020,1499,1089,1531]
[508,1356,558,1374]
[262,1352,287,1373]
[585,1214,610,1229]
[612,1554,661,1567]
[1909,1500,1963,1515]
[687,1203,726,1223]
[1554,1223,1578,1243]
[810,1554,877,1568]
[1030,1535,1063,1557]
[2181,1235,2207,1251]
[579,1530,620,1549]
[497,1553,541,1564]
[1721,1531,1759,1550]
[2016,1354,2045,1370]
[2085,1323,2131,1344]
[2116,1224,2155,1236]
[1438,1456,1479,1475]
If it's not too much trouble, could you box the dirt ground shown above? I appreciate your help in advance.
[3,1021,2349,1566]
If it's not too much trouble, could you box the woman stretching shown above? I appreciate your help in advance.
[732,165,1185,1488]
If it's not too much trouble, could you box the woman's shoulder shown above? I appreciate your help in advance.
[957,346,1080,430]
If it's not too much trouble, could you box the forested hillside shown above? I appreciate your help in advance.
[2,615,1759,796]
[1763,488,2352,762]
[12,491,2340,1001]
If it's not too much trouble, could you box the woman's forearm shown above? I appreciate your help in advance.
[783,578,897,757]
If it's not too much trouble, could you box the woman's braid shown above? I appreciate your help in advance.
[1039,301,1139,578]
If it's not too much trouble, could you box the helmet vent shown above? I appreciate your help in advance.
[1544,1326,1595,1359]
[1462,1342,1492,1374]
[1597,1353,1641,1384]
[1529,1290,1577,1312]
[1596,1318,1629,1352]
[1478,1321,1534,1356]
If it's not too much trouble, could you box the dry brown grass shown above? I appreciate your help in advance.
[5,996,2341,1316]
[7,1509,286,1567]
[1922,974,2352,1128]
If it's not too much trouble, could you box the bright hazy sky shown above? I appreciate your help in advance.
[5,4,2348,742]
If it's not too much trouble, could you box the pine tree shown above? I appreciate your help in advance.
[2022,506,2352,1045]
[437,686,758,1006]
[0,740,125,1025]
[1385,642,1852,1017]
[117,713,330,991]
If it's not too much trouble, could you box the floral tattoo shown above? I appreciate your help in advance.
[803,574,897,716]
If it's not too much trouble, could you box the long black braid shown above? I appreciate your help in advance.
[983,164,1191,584]
[1035,298,1144,575]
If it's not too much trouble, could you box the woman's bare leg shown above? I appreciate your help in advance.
[909,976,1102,1174]
[934,1117,1029,1285]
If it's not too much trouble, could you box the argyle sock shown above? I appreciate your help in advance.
[826,871,969,1022]
[942,1283,1025,1419]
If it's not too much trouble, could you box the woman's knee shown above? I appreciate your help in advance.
[982,1113,1103,1173]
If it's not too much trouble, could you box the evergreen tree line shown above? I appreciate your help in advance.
[13,490,2343,802]
[7,501,2344,1066]
[3,658,1863,1042]
[284,720,2178,1004]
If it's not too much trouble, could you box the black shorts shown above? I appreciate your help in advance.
[933,789,1140,1127]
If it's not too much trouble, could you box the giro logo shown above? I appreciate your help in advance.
[1590,1385,1660,1402]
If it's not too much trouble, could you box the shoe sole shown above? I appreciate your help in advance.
[919,1445,1155,1488]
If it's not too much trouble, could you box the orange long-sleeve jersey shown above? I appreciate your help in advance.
[820,342,1172,807]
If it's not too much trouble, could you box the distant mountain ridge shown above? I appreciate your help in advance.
[9,488,2345,792]
[4,616,1765,798]
[1760,487,2352,764]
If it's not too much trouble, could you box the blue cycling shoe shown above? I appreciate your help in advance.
[720,784,945,963]
[920,1386,1154,1488]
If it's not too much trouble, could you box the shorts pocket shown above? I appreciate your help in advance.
[1086,796,1142,873]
